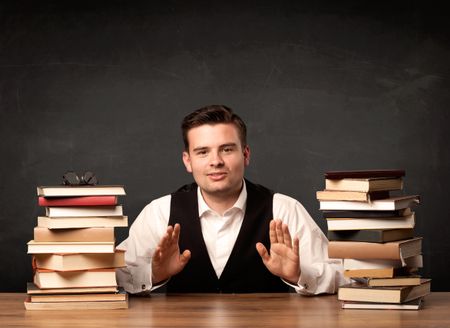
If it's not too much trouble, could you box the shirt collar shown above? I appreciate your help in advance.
[197,180,247,217]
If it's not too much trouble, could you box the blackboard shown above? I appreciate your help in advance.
[1,1,449,292]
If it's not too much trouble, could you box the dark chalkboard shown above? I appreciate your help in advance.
[0,1,449,292]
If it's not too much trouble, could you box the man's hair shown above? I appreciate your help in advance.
[181,105,247,150]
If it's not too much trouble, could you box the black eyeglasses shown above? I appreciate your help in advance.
[62,171,98,186]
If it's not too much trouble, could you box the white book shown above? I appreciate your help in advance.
[327,213,415,230]
[37,185,126,197]
[33,269,117,289]
[46,205,123,217]
[37,216,128,229]
[319,196,419,211]
[27,240,115,254]
[343,255,423,270]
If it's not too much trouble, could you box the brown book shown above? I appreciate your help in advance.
[24,297,128,310]
[324,178,403,192]
[33,269,117,289]
[27,240,115,254]
[30,289,126,303]
[338,279,431,304]
[316,190,390,202]
[34,251,125,271]
[365,276,422,287]
[325,169,405,180]
[27,282,118,295]
[37,215,128,229]
[328,237,422,260]
[343,267,416,279]
[34,227,115,242]
[341,298,423,310]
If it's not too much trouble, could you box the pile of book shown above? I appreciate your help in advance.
[25,184,129,310]
[317,169,431,310]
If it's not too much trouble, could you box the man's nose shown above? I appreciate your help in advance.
[209,151,224,166]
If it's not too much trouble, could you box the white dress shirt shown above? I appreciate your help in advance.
[116,181,347,295]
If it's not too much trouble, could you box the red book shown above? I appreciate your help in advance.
[38,196,118,207]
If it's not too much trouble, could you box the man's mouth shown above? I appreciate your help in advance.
[207,172,227,180]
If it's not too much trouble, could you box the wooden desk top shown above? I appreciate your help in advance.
[1,292,450,327]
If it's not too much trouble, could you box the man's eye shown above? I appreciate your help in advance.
[222,147,233,153]
[197,150,207,156]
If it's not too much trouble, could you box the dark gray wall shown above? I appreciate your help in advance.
[1,1,449,292]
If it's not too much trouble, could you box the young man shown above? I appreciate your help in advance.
[117,105,345,294]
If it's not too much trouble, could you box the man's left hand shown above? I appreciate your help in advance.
[256,219,300,284]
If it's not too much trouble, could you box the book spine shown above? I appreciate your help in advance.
[328,241,400,259]
[38,196,118,207]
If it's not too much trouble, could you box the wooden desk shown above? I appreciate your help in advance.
[1,293,449,327]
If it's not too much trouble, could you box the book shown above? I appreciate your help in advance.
[319,195,420,211]
[33,269,117,289]
[33,251,125,271]
[343,255,422,278]
[34,227,115,242]
[327,229,414,243]
[322,209,410,219]
[325,169,406,180]
[341,298,423,310]
[328,237,422,262]
[325,178,403,192]
[27,240,115,254]
[360,276,422,287]
[338,279,431,303]
[27,282,118,294]
[24,297,128,310]
[30,289,127,303]
[45,205,123,217]
[344,267,412,278]
[38,196,118,207]
[326,213,415,231]
[37,185,126,197]
[344,255,423,270]
[343,258,404,270]
[316,190,390,202]
[37,215,128,229]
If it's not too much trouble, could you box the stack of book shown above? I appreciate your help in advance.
[317,169,431,310]
[25,185,129,310]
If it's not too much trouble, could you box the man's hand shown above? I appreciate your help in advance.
[152,223,191,284]
[256,219,300,284]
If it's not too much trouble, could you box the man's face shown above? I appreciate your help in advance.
[182,123,250,200]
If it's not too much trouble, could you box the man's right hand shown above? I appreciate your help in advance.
[151,223,191,284]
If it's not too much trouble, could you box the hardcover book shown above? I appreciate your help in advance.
[325,169,405,179]
[33,227,115,242]
[37,185,126,197]
[338,279,431,304]
[319,195,420,211]
[328,237,422,262]
[33,251,125,271]
[37,216,128,229]
[327,229,414,243]
[38,196,118,207]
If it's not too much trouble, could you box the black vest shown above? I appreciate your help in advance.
[166,180,289,293]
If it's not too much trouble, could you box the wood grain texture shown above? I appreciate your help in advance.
[1,293,449,327]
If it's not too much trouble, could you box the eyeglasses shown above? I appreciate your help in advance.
[62,171,98,186]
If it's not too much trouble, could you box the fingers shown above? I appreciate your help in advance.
[270,219,294,248]
[256,242,270,263]
[293,236,300,257]
[180,249,191,265]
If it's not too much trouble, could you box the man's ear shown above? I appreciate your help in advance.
[182,151,193,173]
[243,145,250,166]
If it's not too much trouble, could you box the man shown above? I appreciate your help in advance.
[117,105,345,294]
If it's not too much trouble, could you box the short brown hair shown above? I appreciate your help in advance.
[181,105,247,150]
